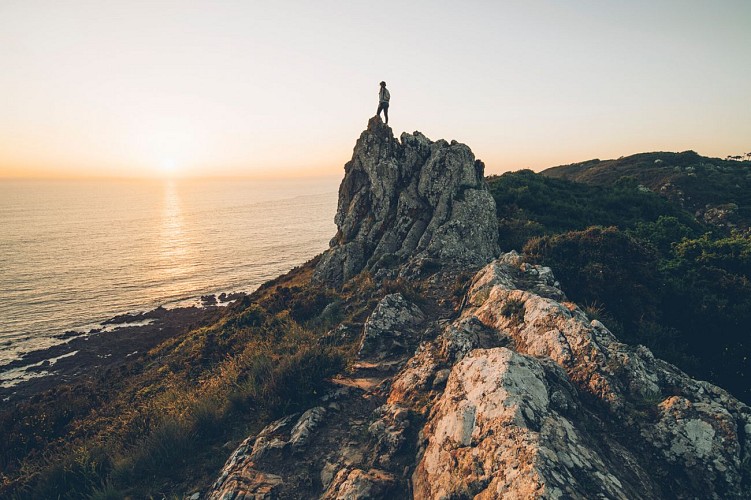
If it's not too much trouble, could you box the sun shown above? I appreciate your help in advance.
[159,158,178,177]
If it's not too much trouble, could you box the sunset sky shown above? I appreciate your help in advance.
[1,0,749,179]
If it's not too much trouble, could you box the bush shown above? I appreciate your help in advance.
[230,304,266,328]
[487,170,693,251]
[524,226,661,332]
[112,419,194,485]
[630,215,696,256]
[24,445,111,500]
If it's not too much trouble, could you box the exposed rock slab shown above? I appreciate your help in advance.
[208,409,326,499]
[413,347,647,499]
[407,251,751,499]
[322,468,397,499]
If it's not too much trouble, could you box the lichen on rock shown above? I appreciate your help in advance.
[408,251,751,499]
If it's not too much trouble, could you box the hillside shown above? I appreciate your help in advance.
[3,123,751,499]
[542,151,751,230]
[487,166,751,404]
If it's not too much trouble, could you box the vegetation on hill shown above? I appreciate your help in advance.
[488,169,699,250]
[0,259,410,498]
[542,151,751,229]
[487,164,751,404]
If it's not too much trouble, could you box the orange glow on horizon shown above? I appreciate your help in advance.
[1,2,749,182]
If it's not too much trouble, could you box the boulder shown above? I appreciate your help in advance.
[358,293,425,360]
[413,348,650,499]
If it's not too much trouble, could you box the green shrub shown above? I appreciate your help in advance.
[487,170,693,251]
[524,226,660,332]
[189,397,225,441]
[230,304,266,328]
[630,215,696,256]
[88,482,126,500]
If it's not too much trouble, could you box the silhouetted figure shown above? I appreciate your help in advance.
[377,81,390,124]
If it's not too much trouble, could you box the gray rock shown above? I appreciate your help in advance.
[313,117,498,287]
[413,348,642,499]
[321,461,338,490]
[358,293,425,360]
[248,414,297,461]
[368,404,412,468]
[207,409,328,498]
[207,467,282,500]
[289,406,326,448]
[431,368,450,388]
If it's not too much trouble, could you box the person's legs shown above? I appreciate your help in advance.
[377,102,385,120]
[383,104,389,124]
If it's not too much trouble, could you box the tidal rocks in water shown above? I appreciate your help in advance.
[103,311,150,325]
[218,291,244,302]
[201,294,218,306]
[313,116,499,288]
[1,304,221,402]
[54,330,83,340]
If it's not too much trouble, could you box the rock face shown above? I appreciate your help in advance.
[210,123,751,499]
[405,252,751,499]
[313,116,499,287]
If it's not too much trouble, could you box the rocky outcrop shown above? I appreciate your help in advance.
[402,252,751,499]
[322,468,397,499]
[313,116,499,287]
[210,124,751,499]
[207,409,327,499]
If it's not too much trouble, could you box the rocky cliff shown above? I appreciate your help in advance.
[313,116,499,287]
[209,119,751,499]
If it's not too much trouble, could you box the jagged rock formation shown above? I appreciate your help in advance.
[313,116,499,287]
[402,252,751,498]
[209,122,751,499]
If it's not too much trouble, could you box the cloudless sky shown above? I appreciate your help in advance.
[1,0,749,179]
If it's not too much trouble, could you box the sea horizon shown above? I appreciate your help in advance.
[0,177,338,378]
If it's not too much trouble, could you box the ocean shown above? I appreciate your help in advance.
[0,178,338,372]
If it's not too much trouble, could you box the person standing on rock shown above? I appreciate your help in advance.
[377,81,390,125]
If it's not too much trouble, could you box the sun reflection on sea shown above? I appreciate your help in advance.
[159,181,192,281]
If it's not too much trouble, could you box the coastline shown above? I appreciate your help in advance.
[0,293,243,403]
